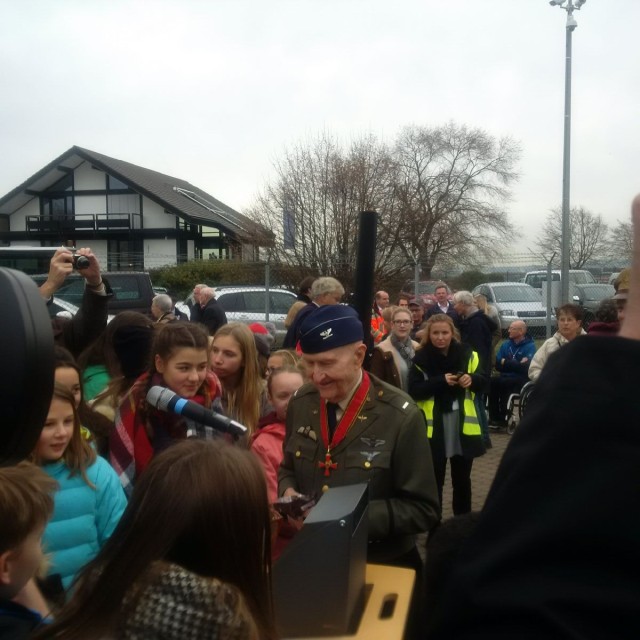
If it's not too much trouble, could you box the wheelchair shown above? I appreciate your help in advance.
[505,381,536,435]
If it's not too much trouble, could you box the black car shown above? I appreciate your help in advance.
[32,271,155,316]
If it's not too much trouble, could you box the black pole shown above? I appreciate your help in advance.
[352,211,377,369]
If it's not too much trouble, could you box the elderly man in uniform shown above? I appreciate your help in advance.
[279,304,439,567]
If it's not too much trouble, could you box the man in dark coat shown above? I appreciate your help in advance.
[198,287,227,336]
[282,277,344,349]
[427,193,640,640]
[187,283,207,324]
[453,290,496,447]
[425,283,460,326]
[39,247,111,358]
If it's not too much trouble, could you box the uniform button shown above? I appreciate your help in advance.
[295,451,301,458]
[377,390,384,397]
[364,461,371,468]
[322,485,330,493]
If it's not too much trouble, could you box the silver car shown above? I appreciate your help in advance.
[214,286,297,348]
[472,282,554,337]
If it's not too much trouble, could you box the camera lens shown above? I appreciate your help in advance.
[74,255,91,270]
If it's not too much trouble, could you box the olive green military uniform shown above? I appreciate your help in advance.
[278,373,440,563]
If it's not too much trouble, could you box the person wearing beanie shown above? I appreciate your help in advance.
[279,304,439,638]
[279,304,439,560]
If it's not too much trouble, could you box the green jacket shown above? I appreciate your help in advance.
[279,373,440,562]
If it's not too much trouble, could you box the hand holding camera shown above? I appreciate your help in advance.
[38,247,102,299]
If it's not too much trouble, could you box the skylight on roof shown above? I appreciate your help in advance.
[173,187,246,232]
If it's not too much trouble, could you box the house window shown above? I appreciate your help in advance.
[41,173,74,220]
[108,239,143,271]
[107,175,129,190]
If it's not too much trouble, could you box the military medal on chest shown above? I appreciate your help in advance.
[318,373,371,477]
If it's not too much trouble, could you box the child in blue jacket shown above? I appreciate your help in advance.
[30,383,126,593]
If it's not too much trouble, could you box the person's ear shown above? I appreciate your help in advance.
[0,549,15,586]
[354,343,367,367]
[154,354,165,374]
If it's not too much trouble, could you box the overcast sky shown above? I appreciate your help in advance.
[1,0,638,260]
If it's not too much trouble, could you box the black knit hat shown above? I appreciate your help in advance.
[112,325,154,379]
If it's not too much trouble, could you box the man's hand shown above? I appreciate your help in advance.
[283,487,302,498]
[39,247,74,299]
[619,194,640,340]
[520,357,529,364]
[75,247,102,287]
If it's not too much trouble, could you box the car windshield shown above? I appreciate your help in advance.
[569,271,596,284]
[493,285,541,303]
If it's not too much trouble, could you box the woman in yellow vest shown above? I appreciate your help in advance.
[408,313,487,515]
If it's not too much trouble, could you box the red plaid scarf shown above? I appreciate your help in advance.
[110,371,221,496]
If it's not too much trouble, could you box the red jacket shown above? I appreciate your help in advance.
[250,416,286,503]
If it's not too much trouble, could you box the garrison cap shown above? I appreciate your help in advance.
[299,305,364,354]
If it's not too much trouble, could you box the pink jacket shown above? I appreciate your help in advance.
[250,418,286,503]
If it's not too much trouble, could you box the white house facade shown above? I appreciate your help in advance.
[0,147,269,270]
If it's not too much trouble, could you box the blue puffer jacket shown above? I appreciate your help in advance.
[495,334,537,378]
[42,456,127,590]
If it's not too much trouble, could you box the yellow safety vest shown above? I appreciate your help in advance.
[415,351,481,439]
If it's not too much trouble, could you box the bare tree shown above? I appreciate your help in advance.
[246,132,406,289]
[536,206,609,268]
[609,220,633,264]
[247,123,520,286]
[391,122,519,277]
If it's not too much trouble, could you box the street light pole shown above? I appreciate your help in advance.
[549,0,587,304]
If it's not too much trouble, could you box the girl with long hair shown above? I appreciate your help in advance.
[30,384,126,592]
[210,322,270,438]
[54,346,113,453]
[109,322,222,495]
[77,311,154,401]
[408,314,487,515]
[37,439,276,639]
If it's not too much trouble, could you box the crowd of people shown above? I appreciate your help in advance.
[0,203,637,639]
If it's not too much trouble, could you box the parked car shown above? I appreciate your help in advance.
[402,280,452,307]
[523,269,596,289]
[32,271,155,316]
[205,286,297,348]
[576,284,616,326]
[472,282,555,338]
[523,269,614,328]
[48,297,114,324]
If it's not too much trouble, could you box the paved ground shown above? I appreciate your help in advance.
[440,430,511,519]
[417,430,511,560]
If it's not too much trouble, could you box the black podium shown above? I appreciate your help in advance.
[273,483,368,637]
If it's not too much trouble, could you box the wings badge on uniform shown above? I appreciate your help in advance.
[360,451,381,463]
[360,437,385,448]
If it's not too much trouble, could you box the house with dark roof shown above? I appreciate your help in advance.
[0,146,271,270]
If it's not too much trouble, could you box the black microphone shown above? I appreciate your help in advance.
[146,386,248,438]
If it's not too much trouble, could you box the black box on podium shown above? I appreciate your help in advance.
[273,483,369,637]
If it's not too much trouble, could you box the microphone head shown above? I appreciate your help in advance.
[146,385,176,412]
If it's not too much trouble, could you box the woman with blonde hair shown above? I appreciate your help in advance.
[210,322,270,437]
[408,314,487,515]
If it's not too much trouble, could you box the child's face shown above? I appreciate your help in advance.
[155,347,208,398]
[266,354,285,377]
[269,372,304,422]
[1,526,45,596]
[210,336,243,382]
[36,398,74,462]
[55,366,82,409]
